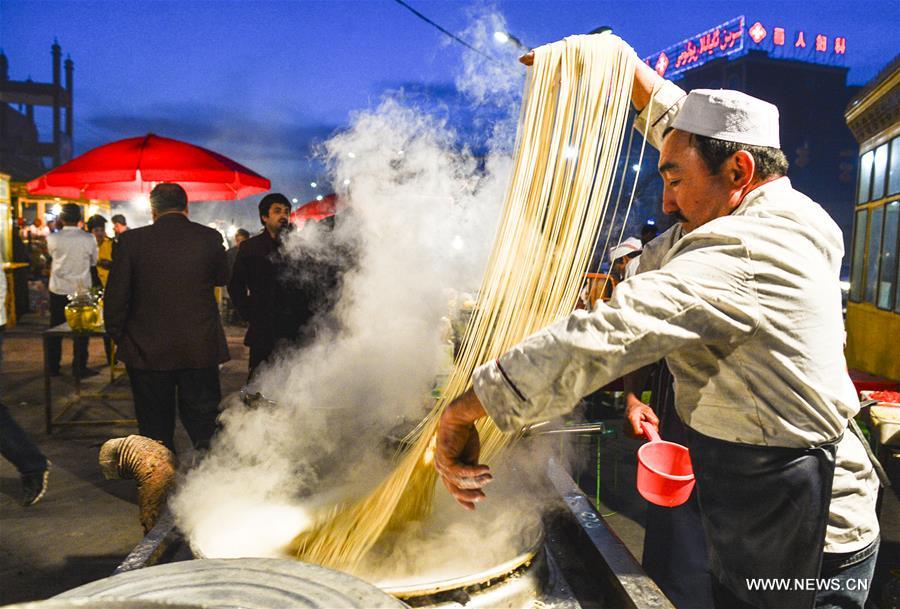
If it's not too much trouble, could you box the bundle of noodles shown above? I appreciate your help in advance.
[291,33,638,571]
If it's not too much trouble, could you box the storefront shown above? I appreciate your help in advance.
[3,180,110,324]
[845,58,900,381]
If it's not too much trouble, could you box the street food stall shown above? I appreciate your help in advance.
[7,180,111,324]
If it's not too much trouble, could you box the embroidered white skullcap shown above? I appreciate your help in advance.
[672,89,781,148]
[609,237,642,263]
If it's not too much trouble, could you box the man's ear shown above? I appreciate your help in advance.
[730,151,755,189]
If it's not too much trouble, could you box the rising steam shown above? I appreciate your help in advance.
[170,8,559,576]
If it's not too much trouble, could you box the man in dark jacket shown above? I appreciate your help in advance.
[104,183,229,451]
[228,193,319,377]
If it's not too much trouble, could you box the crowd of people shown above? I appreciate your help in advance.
[2,185,347,505]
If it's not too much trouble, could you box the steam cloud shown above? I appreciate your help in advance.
[171,8,565,578]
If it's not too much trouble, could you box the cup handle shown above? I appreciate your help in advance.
[641,421,661,443]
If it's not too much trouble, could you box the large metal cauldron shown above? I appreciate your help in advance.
[106,460,674,609]
[55,558,405,609]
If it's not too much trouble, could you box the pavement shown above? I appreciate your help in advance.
[0,313,896,607]
[0,314,251,605]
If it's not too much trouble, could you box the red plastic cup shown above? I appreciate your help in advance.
[636,421,695,507]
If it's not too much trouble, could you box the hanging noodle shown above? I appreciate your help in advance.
[291,33,640,571]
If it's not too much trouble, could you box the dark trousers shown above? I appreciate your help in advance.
[126,365,222,452]
[248,344,271,376]
[47,292,88,374]
[0,401,48,476]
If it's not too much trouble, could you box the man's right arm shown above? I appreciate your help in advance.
[472,234,760,433]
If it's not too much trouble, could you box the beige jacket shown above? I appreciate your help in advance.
[473,79,878,552]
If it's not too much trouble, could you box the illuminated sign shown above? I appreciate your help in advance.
[643,16,745,78]
[749,22,847,61]
[643,16,847,78]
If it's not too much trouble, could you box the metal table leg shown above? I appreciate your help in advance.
[43,333,52,434]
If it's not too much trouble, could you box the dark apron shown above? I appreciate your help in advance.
[686,427,838,609]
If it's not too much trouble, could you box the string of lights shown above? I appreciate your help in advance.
[391,0,499,63]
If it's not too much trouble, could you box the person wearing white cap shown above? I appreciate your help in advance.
[435,39,879,609]
[608,236,643,280]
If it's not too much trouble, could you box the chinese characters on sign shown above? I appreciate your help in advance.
[835,37,847,54]
[748,22,847,59]
[774,27,785,46]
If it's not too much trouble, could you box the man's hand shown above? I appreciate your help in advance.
[435,388,493,510]
[625,392,659,437]
[519,51,534,66]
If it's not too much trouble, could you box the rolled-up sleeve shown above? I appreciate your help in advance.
[634,79,687,149]
[473,232,760,432]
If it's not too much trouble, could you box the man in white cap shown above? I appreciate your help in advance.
[608,236,642,282]
[436,43,879,609]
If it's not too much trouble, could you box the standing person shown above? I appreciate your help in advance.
[608,237,641,282]
[111,214,129,258]
[226,228,250,281]
[0,270,52,505]
[46,203,98,378]
[228,194,317,377]
[436,47,879,609]
[87,214,115,366]
[111,214,129,237]
[104,183,229,452]
[87,215,114,288]
[0,401,51,506]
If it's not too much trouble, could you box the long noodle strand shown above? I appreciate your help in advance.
[290,34,638,572]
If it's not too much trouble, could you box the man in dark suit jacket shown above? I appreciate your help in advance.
[228,193,322,377]
[105,183,230,451]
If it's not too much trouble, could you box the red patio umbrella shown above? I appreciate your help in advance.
[291,194,338,223]
[26,133,270,201]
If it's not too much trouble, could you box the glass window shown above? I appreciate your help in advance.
[850,208,868,302]
[865,206,884,303]
[890,137,900,196]
[872,143,889,201]
[878,201,898,310]
[896,238,900,314]
[858,150,874,204]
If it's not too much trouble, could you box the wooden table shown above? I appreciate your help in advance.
[43,322,134,434]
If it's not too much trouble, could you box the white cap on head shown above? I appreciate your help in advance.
[609,237,642,263]
[672,89,781,148]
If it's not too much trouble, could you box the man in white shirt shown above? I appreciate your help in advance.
[436,46,879,609]
[46,204,98,378]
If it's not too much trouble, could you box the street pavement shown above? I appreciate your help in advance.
[0,315,249,605]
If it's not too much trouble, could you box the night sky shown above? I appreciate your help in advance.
[3,0,897,227]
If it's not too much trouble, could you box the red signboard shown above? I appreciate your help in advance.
[643,16,847,79]
[643,16,745,78]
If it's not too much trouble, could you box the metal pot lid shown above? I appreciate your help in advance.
[56,558,406,609]
[7,600,203,609]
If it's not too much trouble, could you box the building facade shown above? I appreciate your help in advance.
[844,56,900,381]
